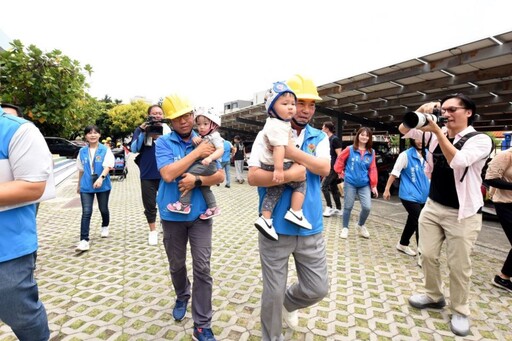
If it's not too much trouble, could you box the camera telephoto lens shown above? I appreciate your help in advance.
[403,111,446,129]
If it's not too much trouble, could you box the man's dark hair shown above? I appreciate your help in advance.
[1,103,23,117]
[440,93,477,125]
[323,121,335,133]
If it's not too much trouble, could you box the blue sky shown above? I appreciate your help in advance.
[1,0,511,112]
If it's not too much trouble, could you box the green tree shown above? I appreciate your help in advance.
[107,100,150,141]
[0,39,94,137]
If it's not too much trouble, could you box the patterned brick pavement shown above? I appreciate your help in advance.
[1,158,511,340]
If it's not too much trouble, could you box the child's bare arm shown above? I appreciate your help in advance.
[202,146,224,166]
[272,145,285,182]
[192,136,203,146]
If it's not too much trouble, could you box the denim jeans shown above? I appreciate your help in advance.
[342,182,371,228]
[0,252,49,341]
[220,161,231,186]
[80,190,111,241]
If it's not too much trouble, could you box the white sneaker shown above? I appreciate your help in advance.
[340,227,349,239]
[101,226,109,238]
[282,306,298,330]
[284,209,312,230]
[408,294,446,309]
[323,207,333,217]
[148,230,158,246]
[75,240,90,252]
[357,225,370,238]
[255,216,278,241]
[396,243,416,256]
[450,314,470,336]
[333,209,343,216]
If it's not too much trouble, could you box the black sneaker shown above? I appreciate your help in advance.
[492,275,512,293]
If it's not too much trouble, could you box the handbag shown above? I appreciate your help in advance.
[337,181,344,197]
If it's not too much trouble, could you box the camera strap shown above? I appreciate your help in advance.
[421,132,433,164]
[453,131,494,182]
[88,147,97,174]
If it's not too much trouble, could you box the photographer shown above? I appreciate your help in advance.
[131,104,171,246]
[400,93,492,336]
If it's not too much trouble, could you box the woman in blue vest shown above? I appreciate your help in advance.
[334,127,379,239]
[383,138,430,257]
[75,125,115,252]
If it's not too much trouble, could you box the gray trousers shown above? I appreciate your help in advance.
[234,159,244,181]
[162,219,213,328]
[181,161,217,207]
[258,233,329,341]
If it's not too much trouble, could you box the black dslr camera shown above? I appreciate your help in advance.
[145,116,169,135]
[403,108,447,129]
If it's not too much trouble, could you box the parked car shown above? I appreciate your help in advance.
[44,137,82,159]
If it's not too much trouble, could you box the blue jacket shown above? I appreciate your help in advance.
[257,124,325,236]
[78,144,112,193]
[155,130,220,222]
[398,147,430,204]
[344,146,374,188]
[0,111,38,262]
[131,127,162,180]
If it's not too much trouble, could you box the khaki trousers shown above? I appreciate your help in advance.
[418,199,482,316]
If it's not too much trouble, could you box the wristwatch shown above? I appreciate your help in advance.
[194,176,202,187]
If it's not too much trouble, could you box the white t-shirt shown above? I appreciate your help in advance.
[259,117,293,165]
[249,125,330,168]
[203,131,224,150]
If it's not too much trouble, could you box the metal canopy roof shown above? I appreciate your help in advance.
[220,31,512,139]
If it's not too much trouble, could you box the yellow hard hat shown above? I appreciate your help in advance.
[162,94,194,120]
[106,137,112,141]
[286,74,322,101]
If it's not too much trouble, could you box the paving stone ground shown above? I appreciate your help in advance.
[1,157,511,340]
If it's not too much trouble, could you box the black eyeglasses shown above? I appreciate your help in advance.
[172,112,193,122]
[440,106,466,114]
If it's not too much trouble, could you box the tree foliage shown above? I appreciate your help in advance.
[0,40,97,137]
[107,100,149,140]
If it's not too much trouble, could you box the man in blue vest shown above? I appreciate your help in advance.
[220,139,235,188]
[248,75,330,340]
[156,94,224,341]
[0,107,51,340]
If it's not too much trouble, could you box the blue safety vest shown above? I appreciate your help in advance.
[78,144,112,193]
[257,124,325,236]
[344,146,374,188]
[398,147,429,203]
[0,111,38,262]
[156,131,220,222]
